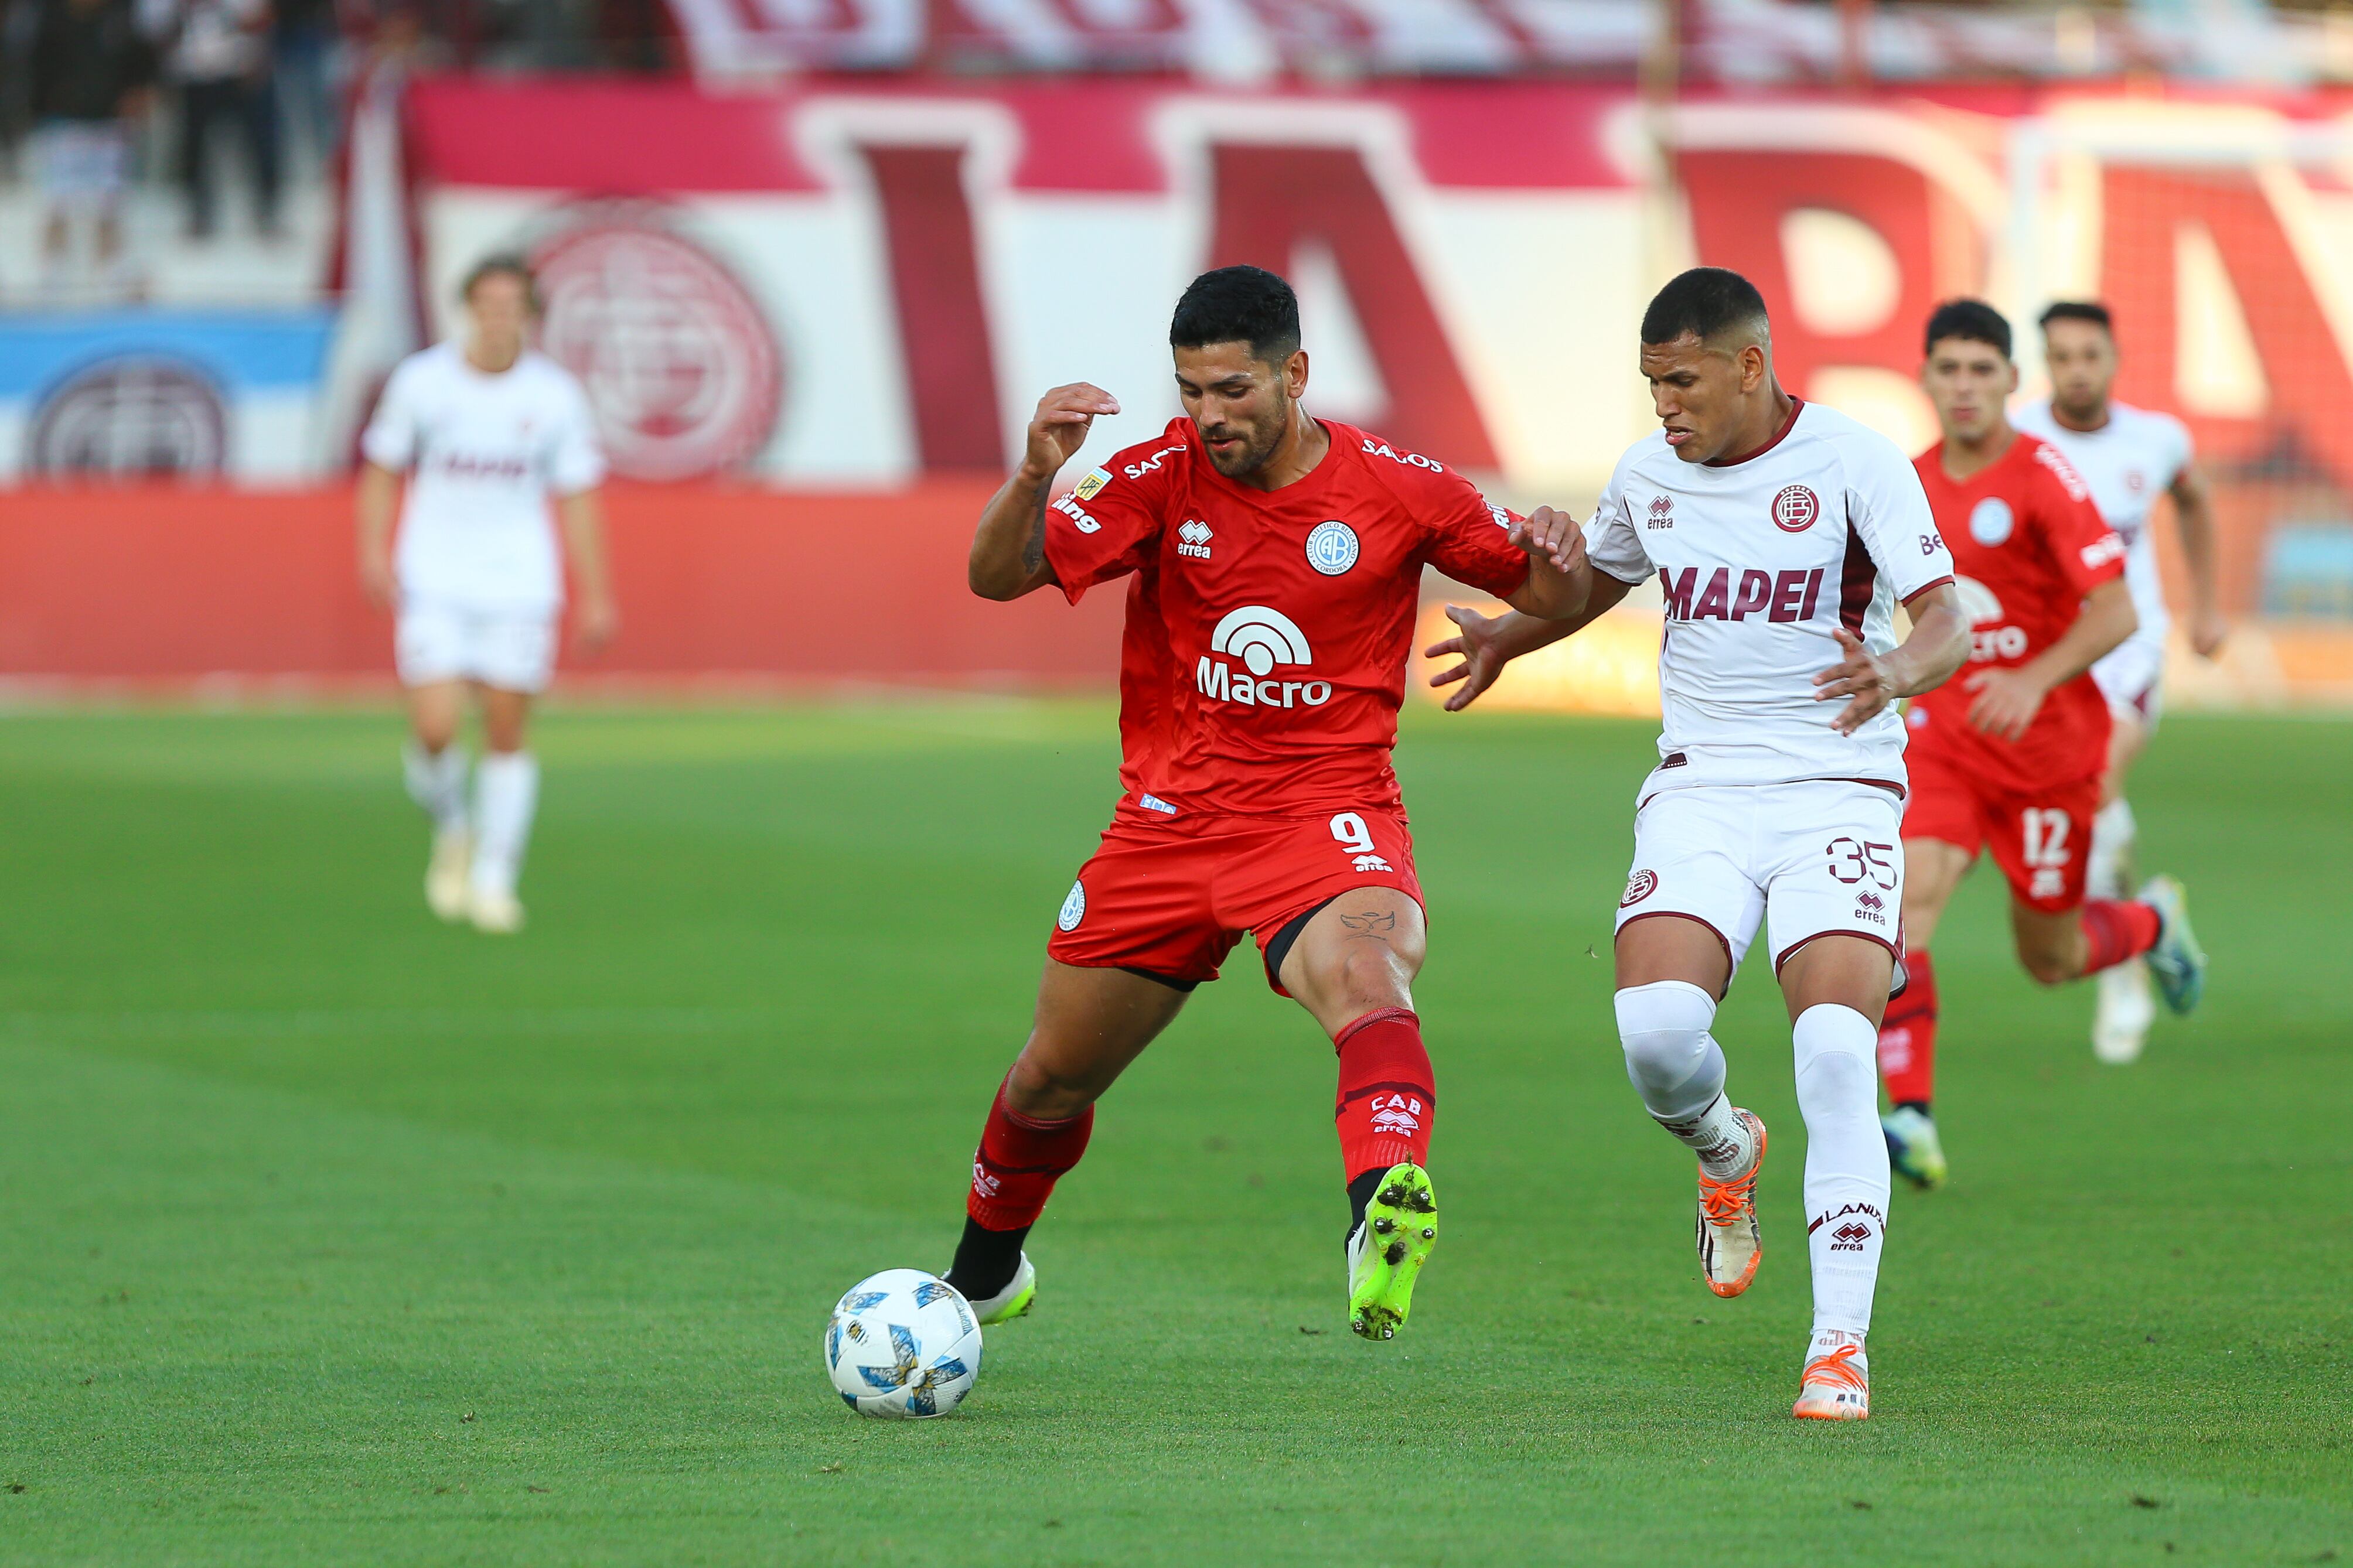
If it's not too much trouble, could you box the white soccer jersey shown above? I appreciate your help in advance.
[2013,398,2188,653]
[1584,399,1955,796]
[362,343,606,614]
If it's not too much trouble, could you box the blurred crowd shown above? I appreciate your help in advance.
[0,0,673,296]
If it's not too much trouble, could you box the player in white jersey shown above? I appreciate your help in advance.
[1430,269,1967,1420]
[357,255,616,932]
[2014,300,2225,1063]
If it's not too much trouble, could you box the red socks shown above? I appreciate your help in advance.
[2081,899,2163,975]
[1877,949,1939,1108]
[1334,1007,1435,1180]
[966,1078,1093,1232]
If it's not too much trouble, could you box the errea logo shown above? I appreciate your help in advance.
[1196,606,1332,709]
[1176,518,1213,559]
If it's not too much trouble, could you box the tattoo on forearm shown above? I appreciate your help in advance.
[1339,910,1396,938]
[1020,490,1046,576]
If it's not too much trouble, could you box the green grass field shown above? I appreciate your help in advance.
[0,701,2344,1566]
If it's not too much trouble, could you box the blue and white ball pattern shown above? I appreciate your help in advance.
[825,1269,983,1419]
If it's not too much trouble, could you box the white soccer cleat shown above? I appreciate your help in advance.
[1793,1337,1871,1421]
[957,1252,1036,1328]
[467,885,526,934]
[1694,1111,1767,1298]
[425,829,472,922]
[2093,959,2156,1064]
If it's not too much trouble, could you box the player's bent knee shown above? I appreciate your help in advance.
[1615,980,1721,1119]
[1002,1054,1103,1119]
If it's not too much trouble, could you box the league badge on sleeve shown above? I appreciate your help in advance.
[1073,468,1111,502]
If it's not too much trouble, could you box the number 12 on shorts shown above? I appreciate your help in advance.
[1331,812,1393,874]
[2021,807,2072,869]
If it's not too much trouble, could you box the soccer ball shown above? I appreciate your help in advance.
[824,1269,983,1419]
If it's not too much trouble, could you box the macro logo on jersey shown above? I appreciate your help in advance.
[1621,869,1657,907]
[1176,518,1212,559]
[1196,606,1332,709]
[1954,576,2026,661]
[1969,497,2014,546]
[1660,566,1827,624]
[26,354,227,477]
[1305,520,1360,576]
[531,208,783,481]
[1771,484,1819,532]
[1056,880,1086,931]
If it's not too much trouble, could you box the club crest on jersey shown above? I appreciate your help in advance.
[1305,520,1360,576]
[1073,467,1110,501]
[1057,880,1086,931]
[1771,485,1819,532]
[1621,869,1658,907]
[1969,497,2014,546]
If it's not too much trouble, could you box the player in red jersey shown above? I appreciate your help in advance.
[1877,300,2208,1187]
[943,266,1587,1340]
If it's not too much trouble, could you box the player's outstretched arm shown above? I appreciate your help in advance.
[1501,504,1594,622]
[1962,577,2134,743]
[1812,582,1969,736]
[356,461,401,612]
[1424,566,1636,714]
[969,382,1119,602]
[2170,462,2228,658]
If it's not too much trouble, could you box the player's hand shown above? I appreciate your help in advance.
[359,552,397,613]
[2190,609,2229,660]
[1424,604,1510,713]
[1813,626,1897,735]
[1962,665,2048,742]
[1020,383,1120,483]
[1506,505,1587,575]
[575,594,619,655]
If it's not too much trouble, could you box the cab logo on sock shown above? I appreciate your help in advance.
[1369,1093,1423,1136]
[1621,869,1658,907]
[971,1160,1001,1200]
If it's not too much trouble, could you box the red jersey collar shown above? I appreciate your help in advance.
[1705,395,1805,467]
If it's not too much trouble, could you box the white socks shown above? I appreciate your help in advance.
[2088,797,2136,900]
[1793,1003,1890,1340]
[470,751,540,898]
[403,743,470,833]
[1616,981,1755,1178]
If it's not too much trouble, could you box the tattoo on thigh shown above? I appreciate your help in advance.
[1339,909,1397,939]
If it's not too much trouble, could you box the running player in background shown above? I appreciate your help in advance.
[943,266,1585,1344]
[357,255,617,934]
[1877,300,2207,1188]
[1427,268,1970,1420]
[2014,302,2227,1064]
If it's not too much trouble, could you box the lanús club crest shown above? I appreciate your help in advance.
[1771,484,1819,532]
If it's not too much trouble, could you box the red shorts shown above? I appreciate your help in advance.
[1904,747,2101,914]
[1046,800,1423,993]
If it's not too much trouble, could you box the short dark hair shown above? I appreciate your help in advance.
[1170,265,1301,365]
[1641,267,1770,347]
[461,252,539,311]
[2038,300,2113,334]
[1924,298,2012,359]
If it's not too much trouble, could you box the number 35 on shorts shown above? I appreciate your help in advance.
[1330,812,1394,874]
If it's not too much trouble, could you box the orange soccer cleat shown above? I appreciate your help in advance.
[1793,1342,1871,1421]
[1694,1111,1767,1297]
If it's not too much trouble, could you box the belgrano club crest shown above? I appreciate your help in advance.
[528,206,783,481]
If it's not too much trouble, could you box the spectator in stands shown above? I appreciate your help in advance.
[27,0,156,295]
[163,0,279,239]
[271,0,337,169]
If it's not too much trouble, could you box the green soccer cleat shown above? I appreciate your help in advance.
[1346,1163,1439,1341]
[1881,1105,1948,1190]
[2139,874,2207,1017]
[959,1252,1036,1328]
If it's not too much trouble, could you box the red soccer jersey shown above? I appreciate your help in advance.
[1907,432,2128,792]
[1042,416,1531,816]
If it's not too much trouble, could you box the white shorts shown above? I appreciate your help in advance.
[1615,780,1905,978]
[32,121,128,216]
[395,601,557,693]
[2092,634,2165,726]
